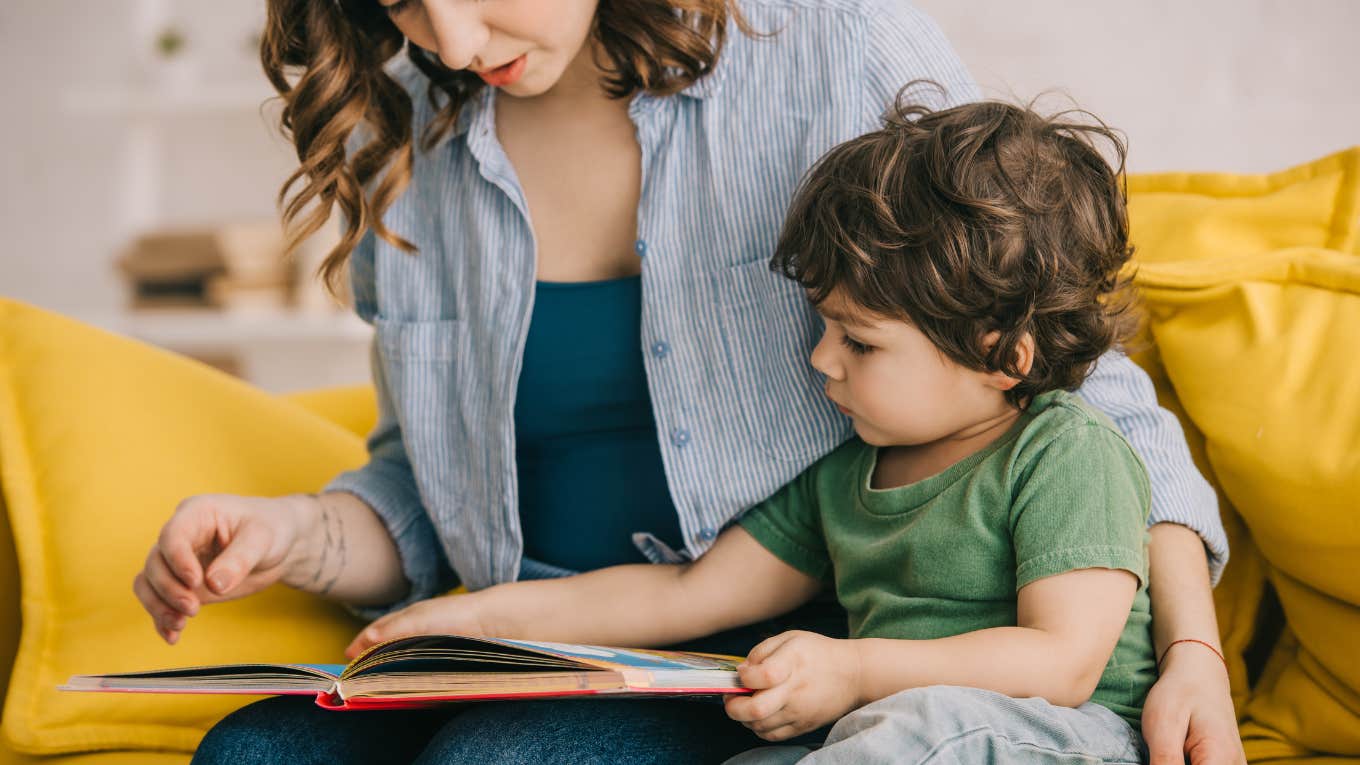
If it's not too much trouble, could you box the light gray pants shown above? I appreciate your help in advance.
[723,685,1145,765]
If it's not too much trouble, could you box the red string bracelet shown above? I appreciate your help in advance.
[1157,638,1228,674]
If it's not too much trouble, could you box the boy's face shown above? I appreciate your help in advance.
[809,289,1015,448]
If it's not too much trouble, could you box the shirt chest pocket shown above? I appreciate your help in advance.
[716,260,848,462]
[374,318,481,509]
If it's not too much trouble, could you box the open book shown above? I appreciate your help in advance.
[60,634,747,710]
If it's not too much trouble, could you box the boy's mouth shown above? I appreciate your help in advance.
[475,54,528,87]
[826,389,853,416]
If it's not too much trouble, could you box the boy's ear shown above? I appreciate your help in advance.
[980,331,1035,391]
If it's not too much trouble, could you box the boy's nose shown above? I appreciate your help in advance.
[809,334,843,381]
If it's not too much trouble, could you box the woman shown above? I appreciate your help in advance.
[135,0,1244,762]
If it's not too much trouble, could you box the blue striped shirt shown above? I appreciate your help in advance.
[328,0,1228,618]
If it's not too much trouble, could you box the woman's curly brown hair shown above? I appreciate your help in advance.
[261,0,751,293]
[773,85,1139,407]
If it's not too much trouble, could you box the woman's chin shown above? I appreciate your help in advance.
[496,63,555,98]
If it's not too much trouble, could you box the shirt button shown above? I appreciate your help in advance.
[651,340,670,359]
[671,428,691,448]
[635,239,648,257]
[698,527,718,541]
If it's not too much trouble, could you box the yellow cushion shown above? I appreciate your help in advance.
[284,385,378,441]
[1127,147,1360,265]
[0,299,368,755]
[0,745,188,765]
[1125,147,1360,737]
[1135,248,1360,759]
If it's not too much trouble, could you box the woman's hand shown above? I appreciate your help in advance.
[1143,642,1247,765]
[723,631,862,742]
[132,493,318,645]
[344,592,496,659]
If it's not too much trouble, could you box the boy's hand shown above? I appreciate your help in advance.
[724,630,862,742]
[344,591,496,659]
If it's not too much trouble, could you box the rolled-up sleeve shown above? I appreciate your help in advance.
[324,227,457,620]
[1076,351,1230,584]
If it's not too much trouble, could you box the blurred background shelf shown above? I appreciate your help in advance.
[36,0,367,394]
[83,308,373,394]
[91,308,372,348]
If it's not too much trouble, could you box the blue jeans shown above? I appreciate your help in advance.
[191,598,847,764]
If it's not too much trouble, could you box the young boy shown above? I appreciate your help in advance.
[350,97,1155,763]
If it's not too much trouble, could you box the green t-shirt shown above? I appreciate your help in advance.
[739,390,1156,728]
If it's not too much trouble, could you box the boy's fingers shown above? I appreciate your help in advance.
[757,722,803,743]
[725,684,792,723]
[745,631,797,665]
[746,709,795,734]
[739,651,792,689]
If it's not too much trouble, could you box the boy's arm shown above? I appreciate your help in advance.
[345,526,823,657]
[727,568,1139,741]
[850,568,1138,707]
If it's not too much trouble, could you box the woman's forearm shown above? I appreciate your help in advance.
[1147,522,1224,659]
[281,491,411,607]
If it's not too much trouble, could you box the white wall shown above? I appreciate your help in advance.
[915,0,1360,173]
[2,0,1357,335]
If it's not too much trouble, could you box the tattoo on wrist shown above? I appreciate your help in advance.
[308,499,332,591]
[306,495,345,596]
[317,501,347,596]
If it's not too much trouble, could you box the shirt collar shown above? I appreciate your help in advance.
[676,14,737,100]
[451,86,492,140]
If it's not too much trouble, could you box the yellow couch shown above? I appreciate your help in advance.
[2,148,1358,763]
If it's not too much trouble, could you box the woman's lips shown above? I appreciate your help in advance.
[476,55,527,87]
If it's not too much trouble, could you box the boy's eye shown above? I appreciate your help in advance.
[840,334,873,355]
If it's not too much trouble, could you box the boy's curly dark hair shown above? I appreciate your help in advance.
[772,86,1138,407]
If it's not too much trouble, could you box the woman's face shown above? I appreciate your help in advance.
[378,0,601,97]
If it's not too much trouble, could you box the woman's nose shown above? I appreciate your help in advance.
[424,3,491,71]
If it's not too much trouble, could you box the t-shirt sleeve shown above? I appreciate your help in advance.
[738,468,833,583]
[1010,424,1151,591]
[860,0,980,131]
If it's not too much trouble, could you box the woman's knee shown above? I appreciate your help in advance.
[414,699,759,764]
[191,697,313,764]
[192,695,448,765]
